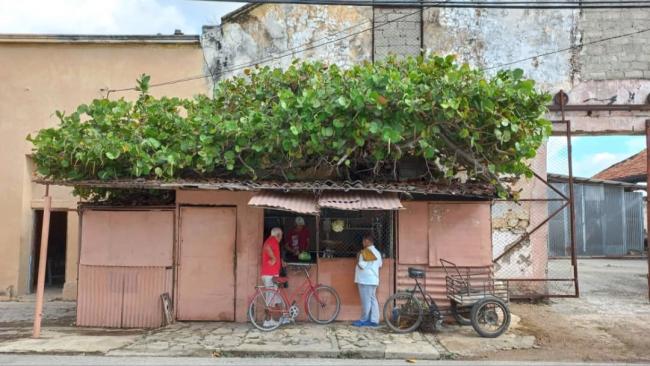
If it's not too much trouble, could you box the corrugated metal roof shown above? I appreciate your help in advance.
[318,192,403,210]
[34,178,496,198]
[248,191,319,214]
[249,191,404,213]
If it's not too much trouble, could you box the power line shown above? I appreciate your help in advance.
[196,0,650,8]
[483,26,650,70]
[107,5,428,93]
[108,6,650,93]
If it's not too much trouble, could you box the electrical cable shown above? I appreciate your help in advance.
[107,5,429,93]
[107,3,650,93]
[483,26,650,70]
[195,0,650,9]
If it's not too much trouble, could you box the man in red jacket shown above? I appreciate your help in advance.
[260,227,286,327]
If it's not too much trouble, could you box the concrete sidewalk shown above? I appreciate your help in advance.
[0,318,535,360]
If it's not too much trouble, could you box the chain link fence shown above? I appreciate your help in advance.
[493,122,578,298]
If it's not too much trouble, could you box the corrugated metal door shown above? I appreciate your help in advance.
[77,209,175,328]
[177,206,236,321]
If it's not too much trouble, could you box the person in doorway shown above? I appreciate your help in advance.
[260,227,287,327]
[352,234,383,327]
[284,216,310,261]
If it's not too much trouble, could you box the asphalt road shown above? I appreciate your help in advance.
[0,356,647,366]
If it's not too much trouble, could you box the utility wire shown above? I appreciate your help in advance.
[196,0,650,8]
[108,5,650,93]
[484,26,650,70]
[107,5,427,93]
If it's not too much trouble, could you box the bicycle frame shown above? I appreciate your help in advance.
[253,266,321,315]
[408,277,434,308]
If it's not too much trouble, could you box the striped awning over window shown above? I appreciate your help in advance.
[248,191,403,214]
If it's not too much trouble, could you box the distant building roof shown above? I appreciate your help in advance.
[592,149,647,183]
[548,173,646,191]
[0,34,200,44]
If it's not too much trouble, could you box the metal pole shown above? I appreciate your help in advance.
[563,95,580,298]
[32,185,51,338]
[645,119,650,301]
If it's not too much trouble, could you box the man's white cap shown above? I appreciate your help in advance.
[295,216,305,226]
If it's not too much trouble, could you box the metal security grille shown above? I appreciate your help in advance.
[373,6,423,60]
[492,120,579,298]
[319,209,395,258]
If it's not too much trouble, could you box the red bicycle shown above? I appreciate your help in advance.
[248,263,341,331]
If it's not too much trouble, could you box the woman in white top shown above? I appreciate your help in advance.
[352,234,383,327]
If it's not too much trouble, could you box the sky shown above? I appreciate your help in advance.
[0,0,243,35]
[1,0,646,176]
[547,136,646,178]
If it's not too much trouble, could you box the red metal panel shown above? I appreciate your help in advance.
[177,206,236,321]
[428,202,492,267]
[398,201,429,264]
[76,265,123,328]
[80,210,174,267]
[122,267,173,328]
[396,264,491,310]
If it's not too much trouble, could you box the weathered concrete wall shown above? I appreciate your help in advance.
[201,4,372,86]
[423,8,578,90]
[0,36,208,300]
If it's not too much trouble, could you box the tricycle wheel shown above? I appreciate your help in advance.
[470,297,510,338]
[383,292,423,333]
[450,300,472,326]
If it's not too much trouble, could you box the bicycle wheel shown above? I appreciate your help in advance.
[450,300,472,326]
[248,289,288,331]
[470,297,511,338]
[383,292,424,333]
[306,285,341,324]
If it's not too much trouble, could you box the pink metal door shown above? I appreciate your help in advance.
[177,206,236,321]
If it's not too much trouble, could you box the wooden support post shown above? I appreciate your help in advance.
[32,185,51,338]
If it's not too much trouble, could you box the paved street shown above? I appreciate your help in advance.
[0,355,646,366]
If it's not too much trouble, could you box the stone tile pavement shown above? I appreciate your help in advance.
[0,300,535,360]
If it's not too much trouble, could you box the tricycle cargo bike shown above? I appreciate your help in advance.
[383,259,511,338]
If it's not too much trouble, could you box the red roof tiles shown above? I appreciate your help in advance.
[592,149,647,183]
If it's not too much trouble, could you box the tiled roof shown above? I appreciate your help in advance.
[592,149,647,183]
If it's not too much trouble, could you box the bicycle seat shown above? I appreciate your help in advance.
[408,267,425,279]
[273,277,288,284]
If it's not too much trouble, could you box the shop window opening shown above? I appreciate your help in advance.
[320,209,394,259]
[31,210,67,292]
[263,208,395,262]
[264,209,318,263]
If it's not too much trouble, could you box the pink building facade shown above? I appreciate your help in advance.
[75,188,493,328]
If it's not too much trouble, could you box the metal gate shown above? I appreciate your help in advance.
[492,100,579,298]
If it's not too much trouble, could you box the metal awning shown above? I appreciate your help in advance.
[248,191,319,215]
[318,192,403,210]
[247,191,403,214]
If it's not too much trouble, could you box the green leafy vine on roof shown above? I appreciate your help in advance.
[28,55,551,199]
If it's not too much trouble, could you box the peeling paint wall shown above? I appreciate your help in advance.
[423,8,578,90]
[201,4,372,88]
